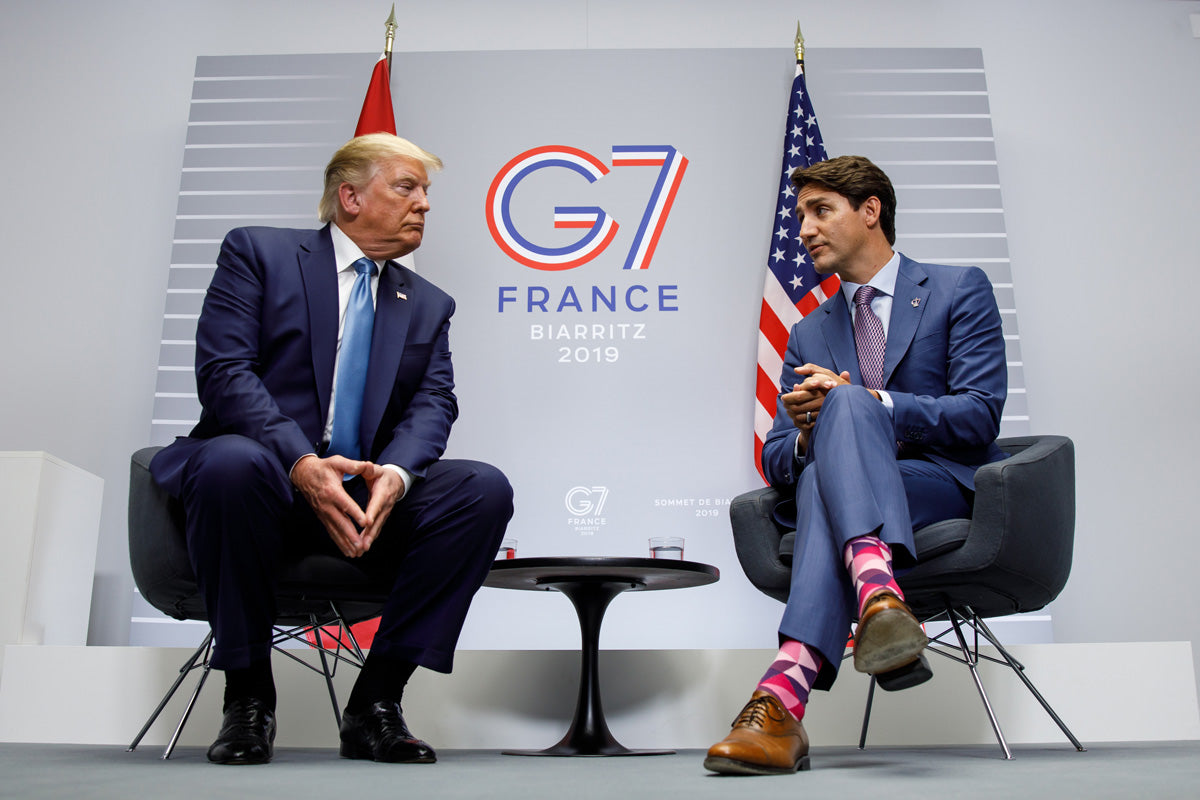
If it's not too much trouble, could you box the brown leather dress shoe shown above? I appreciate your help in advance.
[703,691,810,775]
[852,591,928,675]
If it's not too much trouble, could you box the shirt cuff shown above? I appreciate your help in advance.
[289,452,318,481]
[877,389,894,416]
[381,463,415,498]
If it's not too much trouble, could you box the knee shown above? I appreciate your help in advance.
[182,435,291,507]
[822,384,887,420]
[462,461,514,518]
[419,460,515,527]
[824,383,875,408]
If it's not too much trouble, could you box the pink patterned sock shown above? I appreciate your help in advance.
[756,639,823,721]
[844,535,904,618]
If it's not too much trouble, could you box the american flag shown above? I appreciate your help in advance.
[753,60,839,481]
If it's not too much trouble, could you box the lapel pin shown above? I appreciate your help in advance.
[911,298,921,307]
[397,291,407,300]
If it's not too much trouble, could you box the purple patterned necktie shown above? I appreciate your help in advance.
[853,285,886,389]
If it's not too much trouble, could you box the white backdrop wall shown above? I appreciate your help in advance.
[1,0,1198,688]
[130,44,1039,652]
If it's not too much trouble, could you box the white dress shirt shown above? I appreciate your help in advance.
[303,224,414,495]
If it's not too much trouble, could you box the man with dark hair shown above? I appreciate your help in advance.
[151,133,514,766]
[705,155,1007,775]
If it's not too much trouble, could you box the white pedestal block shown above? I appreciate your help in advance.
[1,642,1197,748]
[0,452,104,648]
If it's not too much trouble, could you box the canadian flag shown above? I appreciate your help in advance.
[305,53,397,654]
[354,53,396,136]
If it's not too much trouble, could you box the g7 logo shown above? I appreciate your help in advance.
[485,145,688,272]
[565,486,610,517]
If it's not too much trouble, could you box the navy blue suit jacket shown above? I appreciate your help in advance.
[152,225,457,494]
[761,254,1007,494]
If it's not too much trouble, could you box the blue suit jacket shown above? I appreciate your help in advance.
[151,225,458,494]
[761,254,1007,493]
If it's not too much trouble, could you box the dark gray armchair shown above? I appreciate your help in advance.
[729,435,1085,758]
[126,445,390,759]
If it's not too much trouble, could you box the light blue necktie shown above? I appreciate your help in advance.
[327,257,377,461]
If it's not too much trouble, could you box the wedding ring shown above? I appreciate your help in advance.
[805,411,813,424]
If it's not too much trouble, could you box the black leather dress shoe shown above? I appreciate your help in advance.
[339,700,436,763]
[875,652,933,691]
[207,697,276,765]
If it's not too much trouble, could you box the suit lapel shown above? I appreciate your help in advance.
[360,261,413,452]
[819,294,863,384]
[882,256,929,387]
[299,226,338,428]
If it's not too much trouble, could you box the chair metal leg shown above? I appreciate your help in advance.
[946,605,1012,760]
[858,675,877,750]
[128,609,373,760]
[311,613,344,729]
[333,602,368,664]
[969,611,1086,752]
[163,657,214,760]
[126,632,213,758]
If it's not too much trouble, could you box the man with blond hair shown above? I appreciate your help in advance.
[151,133,513,766]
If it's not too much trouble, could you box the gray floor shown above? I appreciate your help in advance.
[2,742,1197,799]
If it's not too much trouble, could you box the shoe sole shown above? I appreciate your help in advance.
[853,607,928,675]
[207,754,272,765]
[703,754,810,775]
[339,742,437,763]
[207,742,274,765]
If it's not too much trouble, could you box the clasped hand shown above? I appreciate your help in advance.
[290,455,404,558]
[780,364,852,451]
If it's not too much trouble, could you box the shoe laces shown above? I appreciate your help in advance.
[371,701,413,740]
[221,698,271,735]
[731,696,777,729]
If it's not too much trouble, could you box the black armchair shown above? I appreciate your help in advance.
[729,435,1085,758]
[126,445,391,759]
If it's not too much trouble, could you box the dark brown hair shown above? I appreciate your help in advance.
[790,155,897,245]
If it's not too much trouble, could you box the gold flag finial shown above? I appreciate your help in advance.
[795,22,806,64]
[384,4,397,73]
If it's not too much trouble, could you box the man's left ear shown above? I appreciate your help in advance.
[861,196,882,228]
[338,182,361,216]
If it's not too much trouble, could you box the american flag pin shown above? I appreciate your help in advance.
[911,298,921,307]
[397,291,407,300]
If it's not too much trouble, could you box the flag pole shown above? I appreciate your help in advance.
[384,4,397,75]
[751,22,832,481]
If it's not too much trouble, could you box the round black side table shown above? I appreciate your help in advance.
[483,556,719,756]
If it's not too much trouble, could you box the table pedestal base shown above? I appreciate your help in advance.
[502,578,674,757]
[502,747,674,757]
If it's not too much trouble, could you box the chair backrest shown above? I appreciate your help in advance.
[728,435,1077,619]
[729,486,792,603]
[127,446,389,626]
[900,435,1076,617]
[128,446,206,620]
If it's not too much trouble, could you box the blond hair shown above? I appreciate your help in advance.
[318,134,443,222]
